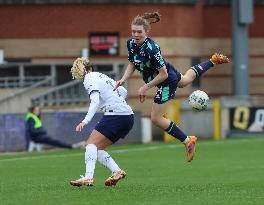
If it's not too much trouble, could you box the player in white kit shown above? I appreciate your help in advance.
[69,57,134,187]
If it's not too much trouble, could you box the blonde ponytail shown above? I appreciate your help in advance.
[70,57,90,80]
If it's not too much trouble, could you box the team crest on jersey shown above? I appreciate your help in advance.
[140,50,145,57]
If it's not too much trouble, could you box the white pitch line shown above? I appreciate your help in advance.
[0,145,175,163]
[0,138,262,163]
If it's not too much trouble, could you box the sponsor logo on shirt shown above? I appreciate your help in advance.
[140,50,145,57]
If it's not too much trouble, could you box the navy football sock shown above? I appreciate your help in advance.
[191,60,214,77]
[165,121,187,142]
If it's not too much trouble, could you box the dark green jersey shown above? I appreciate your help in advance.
[127,37,180,87]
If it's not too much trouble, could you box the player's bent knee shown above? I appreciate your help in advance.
[178,79,189,88]
[179,74,195,88]
[98,138,113,149]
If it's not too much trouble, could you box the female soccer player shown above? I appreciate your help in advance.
[69,57,134,187]
[114,12,229,162]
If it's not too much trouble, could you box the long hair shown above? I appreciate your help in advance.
[131,12,161,32]
[70,57,93,80]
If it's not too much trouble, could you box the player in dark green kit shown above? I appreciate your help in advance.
[115,12,229,162]
[127,37,182,103]
[127,37,181,97]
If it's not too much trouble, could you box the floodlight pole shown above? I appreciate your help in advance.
[232,0,253,96]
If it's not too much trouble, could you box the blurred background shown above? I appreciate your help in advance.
[0,0,263,152]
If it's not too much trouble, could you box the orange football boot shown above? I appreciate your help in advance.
[105,170,126,186]
[185,136,197,162]
[211,53,230,64]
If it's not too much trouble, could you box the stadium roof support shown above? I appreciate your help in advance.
[232,0,253,96]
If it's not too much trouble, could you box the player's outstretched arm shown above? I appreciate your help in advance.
[114,62,135,91]
[138,66,168,103]
[76,92,100,132]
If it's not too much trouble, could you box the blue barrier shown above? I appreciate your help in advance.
[0,112,142,152]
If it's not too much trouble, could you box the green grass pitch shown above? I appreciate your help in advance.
[0,137,264,205]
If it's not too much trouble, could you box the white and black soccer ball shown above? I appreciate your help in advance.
[188,90,209,111]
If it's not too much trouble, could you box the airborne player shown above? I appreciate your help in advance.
[114,12,230,162]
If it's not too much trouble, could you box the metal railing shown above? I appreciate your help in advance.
[31,80,88,107]
[0,62,56,88]
[30,65,124,106]
[0,76,50,88]
[0,76,54,104]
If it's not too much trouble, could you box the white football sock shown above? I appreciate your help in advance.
[84,144,97,178]
[183,136,190,144]
[97,150,121,174]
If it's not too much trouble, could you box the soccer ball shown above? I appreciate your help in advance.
[188,90,209,111]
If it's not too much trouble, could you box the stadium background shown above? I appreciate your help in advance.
[0,0,264,151]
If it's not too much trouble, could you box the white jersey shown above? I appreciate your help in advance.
[83,72,133,116]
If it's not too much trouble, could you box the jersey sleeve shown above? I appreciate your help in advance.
[127,39,134,63]
[149,44,165,70]
[82,92,100,124]
[117,86,128,99]
[84,76,100,96]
